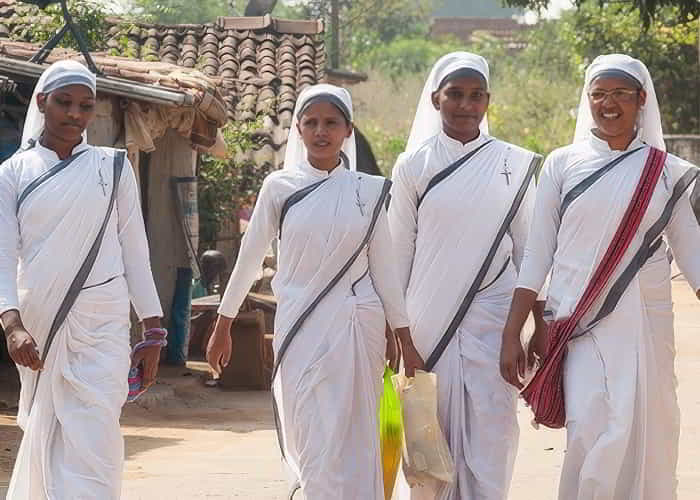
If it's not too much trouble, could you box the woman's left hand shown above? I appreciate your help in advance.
[135,317,164,388]
[395,327,425,377]
[132,345,162,389]
[385,323,400,371]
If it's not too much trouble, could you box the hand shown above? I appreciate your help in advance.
[500,330,526,390]
[526,322,548,369]
[132,344,161,388]
[395,327,425,377]
[385,323,400,372]
[6,327,43,371]
[206,316,233,376]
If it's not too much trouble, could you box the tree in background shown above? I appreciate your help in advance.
[351,2,698,173]
[505,0,698,26]
[125,0,232,23]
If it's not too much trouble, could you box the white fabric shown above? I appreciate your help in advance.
[218,158,409,498]
[21,60,97,150]
[283,83,357,172]
[517,133,700,499]
[573,54,665,151]
[0,143,162,499]
[389,131,538,500]
[406,52,490,152]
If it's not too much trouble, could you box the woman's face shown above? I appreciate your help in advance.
[588,76,646,142]
[297,101,352,167]
[37,84,96,144]
[431,75,489,141]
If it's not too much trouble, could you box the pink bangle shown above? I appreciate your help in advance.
[144,327,168,340]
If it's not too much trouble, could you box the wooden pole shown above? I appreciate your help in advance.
[330,0,340,68]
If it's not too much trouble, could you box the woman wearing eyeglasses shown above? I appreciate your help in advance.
[500,54,700,499]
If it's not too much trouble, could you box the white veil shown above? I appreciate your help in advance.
[573,54,665,151]
[405,51,490,153]
[283,83,357,171]
[21,60,97,150]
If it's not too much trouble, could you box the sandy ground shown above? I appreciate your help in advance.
[1,278,699,499]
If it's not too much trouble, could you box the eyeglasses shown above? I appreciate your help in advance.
[588,88,640,104]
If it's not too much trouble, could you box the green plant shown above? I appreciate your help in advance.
[19,0,111,51]
[198,116,268,249]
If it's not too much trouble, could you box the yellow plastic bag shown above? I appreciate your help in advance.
[392,370,455,486]
[379,366,403,499]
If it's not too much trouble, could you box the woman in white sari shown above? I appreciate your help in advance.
[500,54,700,499]
[389,52,544,500]
[0,61,164,499]
[206,84,422,499]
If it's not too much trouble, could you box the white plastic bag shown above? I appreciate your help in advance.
[392,370,455,486]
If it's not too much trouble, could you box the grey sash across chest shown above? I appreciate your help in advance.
[28,150,126,410]
[271,178,391,499]
[417,139,494,209]
[578,166,699,335]
[424,153,542,371]
[560,146,645,217]
[16,150,88,213]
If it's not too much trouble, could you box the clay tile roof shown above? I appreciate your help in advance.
[0,1,327,169]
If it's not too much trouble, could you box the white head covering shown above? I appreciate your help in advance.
[284,83,357,171]
[573,54,665,150]
[22,60,97,149]
[405,51,490,152]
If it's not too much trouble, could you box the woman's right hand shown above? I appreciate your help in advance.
[206,316,233,376]
[500,330,526,390]
[6,327,42,371]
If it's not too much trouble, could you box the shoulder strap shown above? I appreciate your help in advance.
[560,146,645,217]
[424,153,542,371]
[278,178,328,239]
[417,139,494,209]
[16,150,88,213]
[29,151,126,408]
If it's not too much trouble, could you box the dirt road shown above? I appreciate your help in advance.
[1,279,699,499]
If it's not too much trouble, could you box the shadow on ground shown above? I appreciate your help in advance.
[124,434,184,460]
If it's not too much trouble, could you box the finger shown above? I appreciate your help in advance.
[210,352,222,376]
[206,350,219,374]
[222,345,231,368]
[145,357,157,386]
[527,344,536,368]
[503,365,523,390]
[22,347,40,369]
[13,351,29,368]
[517,352,526,379]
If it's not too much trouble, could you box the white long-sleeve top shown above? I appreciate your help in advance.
[389,131,535,294]
[218,160,409,330]
[388,131,539,355]
[517,133,700,317]
[0,141,162,320]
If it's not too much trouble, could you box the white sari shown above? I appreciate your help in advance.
[0,143,162,499]
[517,133,700,499]
[390,131,539,500]
[218,160,408,499]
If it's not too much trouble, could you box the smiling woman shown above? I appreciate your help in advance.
[501,54,700,500]
[586,73,646,151]
[389,51,544,500]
